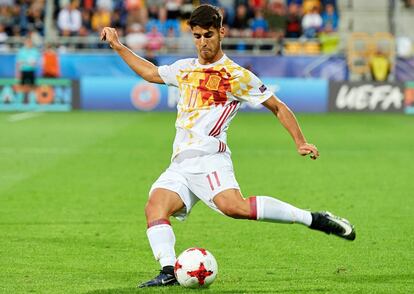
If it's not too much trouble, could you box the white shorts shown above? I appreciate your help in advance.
[149,152,240,220]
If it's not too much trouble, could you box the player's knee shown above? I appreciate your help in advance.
[144,201,153,219]
[144,198,161,219]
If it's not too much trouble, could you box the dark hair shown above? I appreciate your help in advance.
[188,4,223,29]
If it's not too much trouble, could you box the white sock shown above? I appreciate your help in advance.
[147,223,176,268]
[250,196,312,226]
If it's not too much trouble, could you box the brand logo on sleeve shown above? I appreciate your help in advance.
[259,84,267,93]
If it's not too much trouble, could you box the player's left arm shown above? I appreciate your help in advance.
[262,95,319,160]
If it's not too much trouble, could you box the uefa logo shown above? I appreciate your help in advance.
[130,83,160,111]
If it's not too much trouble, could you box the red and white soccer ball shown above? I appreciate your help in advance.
[174,248,218,288]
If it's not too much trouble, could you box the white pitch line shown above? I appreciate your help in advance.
[7,111,44,122]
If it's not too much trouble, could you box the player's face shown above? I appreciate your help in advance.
[192,26,225,64]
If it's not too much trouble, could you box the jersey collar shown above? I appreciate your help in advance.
[195,54,227,68]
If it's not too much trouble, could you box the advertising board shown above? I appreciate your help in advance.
[0,79,76,111]
[328,82,404,113]
[81,77,328,113]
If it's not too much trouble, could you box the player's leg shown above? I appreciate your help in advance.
[139,188,184,288]
[213,191,355,241]
[213,190,313,225]
[139,167,198,288]
[146,188,184,267]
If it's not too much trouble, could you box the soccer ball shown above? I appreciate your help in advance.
[174,247,218,288]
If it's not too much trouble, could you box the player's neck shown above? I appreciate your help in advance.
[198,51,224,65]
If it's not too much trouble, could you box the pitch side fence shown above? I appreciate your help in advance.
[0,78,412,114]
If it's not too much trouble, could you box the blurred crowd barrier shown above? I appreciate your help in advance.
[0,52,348,79]
[0,76,413,114]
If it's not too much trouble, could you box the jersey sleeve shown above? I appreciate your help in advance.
[158,59,189,87]
[232,68,273,106]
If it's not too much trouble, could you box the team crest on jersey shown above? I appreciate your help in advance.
[205,75,221,91]
[198,68,231,106]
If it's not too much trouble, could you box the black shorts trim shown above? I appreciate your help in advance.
[20,71,36,85]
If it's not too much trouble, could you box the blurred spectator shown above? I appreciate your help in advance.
[0,0,15,6]
[249,0,266,10]
[180,0,193,19]
[16,36,40,93]
[111,8,127,34]
[91,7,111,32]
[321,0,337,9]
[402,0,414,7]
[57,1,82,36]
[146,7,180,37]
[0,0,344,53]
[81,0,94,10]
[397,36,412,58]
[126,0,147,27]
[147,3,159,19]
[27,4,45,35]
[201,0,219,5]
[165,0,181,19]
[370,50,391,81]
[250,10,269,38]
[146,25,164,51]
[230,4,252,37]
[318,31,339,53]
[165,27,179,51]
[303,0,320,14]
[321,3,338,32]
[113,0,125,10]
[29,29,43,47]
[146,6,165,33]
[125,0,143,11]
[125,23,147,51]
[0,24,9,52]
[80,8,92,32]
[301,6,322,38]
[42,44,60,78]
[165,19,181,38]
[96,0,113,11]
[285,2,302,38]
[264,0,286,39]
[286,0,303,4]
[14,1,29,36]
[215,1,233,25]
[0,6,13,35]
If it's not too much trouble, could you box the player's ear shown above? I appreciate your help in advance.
[219,27,225,41]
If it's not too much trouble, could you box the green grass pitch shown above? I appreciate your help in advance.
[0,112,413,293]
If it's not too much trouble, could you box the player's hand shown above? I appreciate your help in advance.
[297,143,319,160]
[100,27,122,50]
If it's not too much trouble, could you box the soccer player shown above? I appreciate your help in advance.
[16,36,40,95]
[101,4,356,288]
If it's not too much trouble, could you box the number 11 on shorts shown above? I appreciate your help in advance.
[206,171,221,191]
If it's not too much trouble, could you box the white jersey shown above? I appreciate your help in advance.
[158,54,273,160]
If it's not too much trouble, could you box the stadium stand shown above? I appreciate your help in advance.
[0,0,412,77]
[0,0,342,55]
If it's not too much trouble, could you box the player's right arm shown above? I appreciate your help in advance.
[100,27,164,84]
